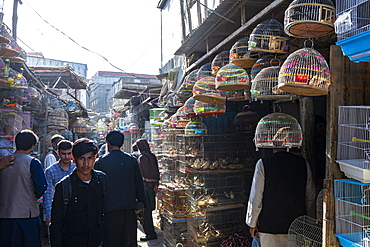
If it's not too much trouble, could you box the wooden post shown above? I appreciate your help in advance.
[300,96,315,174]
[323,45,370,247]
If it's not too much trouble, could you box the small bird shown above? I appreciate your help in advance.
[273,126,292,141]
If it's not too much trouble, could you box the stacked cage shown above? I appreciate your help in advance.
[335,179,370,246]
[337,106,370,183]
[149,108,165,155]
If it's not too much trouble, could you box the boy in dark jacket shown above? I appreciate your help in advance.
[50,138,106,247]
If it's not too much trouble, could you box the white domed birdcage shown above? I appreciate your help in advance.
[284,0,335,38]
[251,64,295,101]
[250,55,278,79]
[193,76,227,105]
[193,100,226,118]
[232,105,261,133]
[254,112,303,150]
[197,63,213,80]
[249,19,290,54]
[185,120,207,135]
[47,107,69,130]
[278,46,330,96]
[215,64,251,92]
[229,37,263,68]
[183,97,197,119]
[211,51,230,75]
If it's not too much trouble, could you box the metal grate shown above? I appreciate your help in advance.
[288,215,322,247]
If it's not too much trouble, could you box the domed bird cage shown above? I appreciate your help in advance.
[232,105,261,133]
[250,55,278,79]
[284,0,335,38]
[248,19,290,54]
[229,37,262,68]
[193,100,226,118]
[251,64,295,102]
[127,112,138,123]
[185,120,208,135]
[60,129,73,140]
[183,97,197,118]
[215,63,250,91]
[27,86,41,101]
[193,76,227,105]
[157,110,167,123]
[278,46,330,96]
[47,107,69,130]
[254,112,303,150]
[211,51,230,75]
[197,63,213,79]
[225,89,249,101]
[175,106,190,128]
[71,118,89,133]
[129,123,139,133]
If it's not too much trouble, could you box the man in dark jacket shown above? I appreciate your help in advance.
[94,130,146,247]
[50,138,106,247]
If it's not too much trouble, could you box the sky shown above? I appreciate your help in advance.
[2,0,162,78]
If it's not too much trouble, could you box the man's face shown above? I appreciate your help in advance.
[53,138,63,149]
[58,148,72,165]
[75,151,96,178]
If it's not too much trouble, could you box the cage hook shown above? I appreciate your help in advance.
[303,39,314,48]
[273,103,282,113]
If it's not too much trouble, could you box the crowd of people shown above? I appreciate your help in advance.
[0,129,160,247]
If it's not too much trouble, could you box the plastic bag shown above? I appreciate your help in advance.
[252,237,261,247]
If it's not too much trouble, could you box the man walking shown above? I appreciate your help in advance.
[44,134,64,170]
[95,130,146,247]
[44,140,76,227]
[0,130,47,247]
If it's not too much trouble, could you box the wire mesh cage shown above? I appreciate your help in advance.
[254,112,303,150]
[251,65,295,102]
[232,105,261,133]
[316,189,325,222]
[336,106,370,183]
[334,179,370,247]
[47,107,69,130]
[224,89,249,101]
[197,63,213,80]
[284,0,336,38]
[183,97,197,119]
[248,19,290,54]
[211,51,230,75]
[192,76,227,105]
[229,37,262,68]
[71,118,89,133]
[215,63,250,92]
[27,86,41,101]
[185,120,207,135]
[278,46,331,96]
[335,0,370,41]
[288,215,322,247]
[174,106,190,128]
[193,100,226,118]
[250,55,278,80]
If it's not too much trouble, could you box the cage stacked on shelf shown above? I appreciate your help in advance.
[336,106,370,183]
[334,179,370,247]
[162,212,188,247]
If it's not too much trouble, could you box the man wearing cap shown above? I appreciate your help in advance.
[0,130,47,246]
[44,134,64,170]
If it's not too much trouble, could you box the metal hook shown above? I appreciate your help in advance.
[303,39,314,48]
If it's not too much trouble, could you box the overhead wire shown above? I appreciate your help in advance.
[194,0,237,25]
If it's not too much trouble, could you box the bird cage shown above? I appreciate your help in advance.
[211,51,230,75]
[215,64,250,92]
[232,105,261,133]
[185,120,207,135]
[197,63,213,80]
[178,77,193,102]
[193,100,226,118]
[250,55,278,80]
[193,76,227,105]
[225,89,249,101]
[334,0,370,62]
[284,0,336,38]
[249,19,290,54]
[127,112,138,123]
[336,106,370,183]
[288,215,322,247]
[157,110,167,123]
[60,129,73,140]
[129,123,139,133]
[27,86,41,101]
[71,118,89,133]
[254,112,303,150]
[47,107,69,130]
[278,46,331,96]
[229,37,262,68]
[334,179,370,247]
[251,65,295,102]
[183,97,197,118]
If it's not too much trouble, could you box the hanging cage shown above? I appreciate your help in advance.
[229,37,262,68]
[71,118,89,133]
[225,89,249,101]
[215,63,251,92]
[249,19,290,54]
[197,63,213,80]
[250,55,279,80]
[183,97,197,119]
[284,0,336,38]
[254,112,303,150]
[185,120,208,135]
[193,100,226,118]
[211,51,230,75]
[193,76,227,105]
[60,129,73,140]
[174,106,190,128]
[278,46,331,96]
[232,105,261,133]
[47,107,69,130]
[129,123,139,133]
[251,65,295,101]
